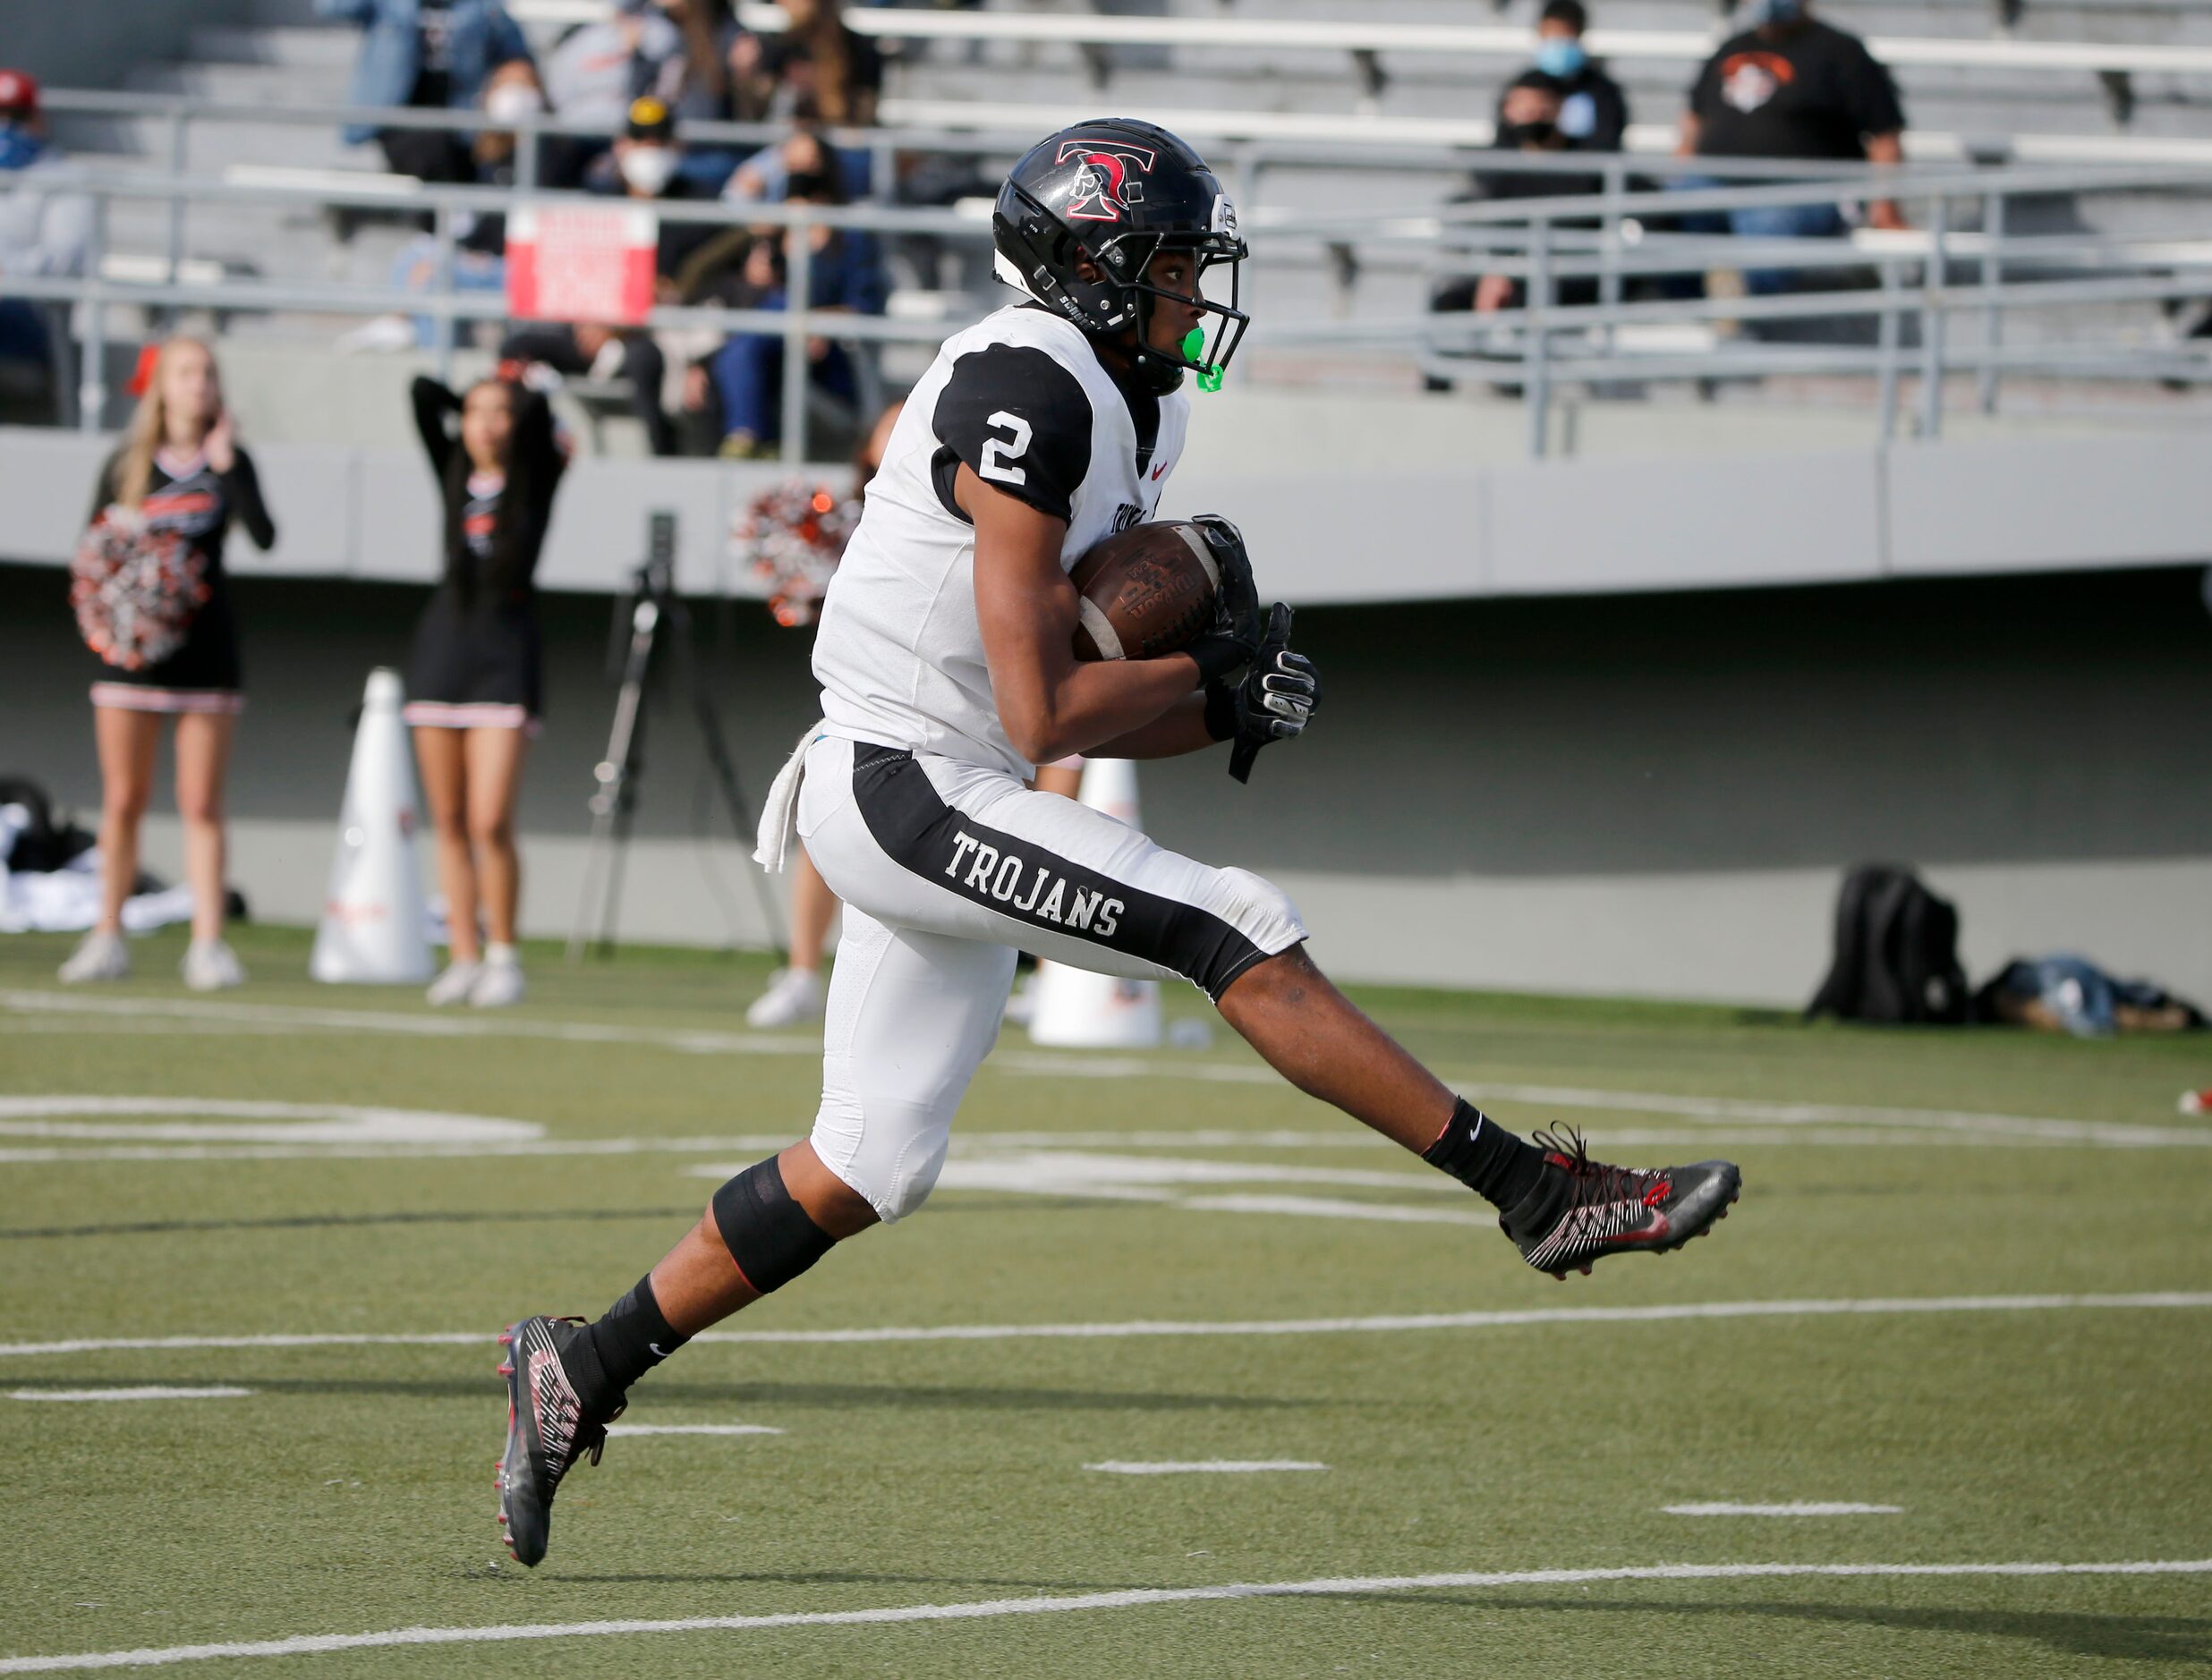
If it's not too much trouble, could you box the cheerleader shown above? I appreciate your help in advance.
[60,335,275,989]
[403,372,566,1007]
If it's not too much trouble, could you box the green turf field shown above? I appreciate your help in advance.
[3,923,2208,1676]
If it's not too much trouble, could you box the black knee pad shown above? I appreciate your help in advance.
[710,1156,836,1294]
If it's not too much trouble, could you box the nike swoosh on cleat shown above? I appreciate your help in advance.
[648,1343,668,1358]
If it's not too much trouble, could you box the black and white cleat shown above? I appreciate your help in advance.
[495,1315,621,1567]
[1500,1127,1741,1280]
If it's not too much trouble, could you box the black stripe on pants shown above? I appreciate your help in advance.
[849,743,1272,1002]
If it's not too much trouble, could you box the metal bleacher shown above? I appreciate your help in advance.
[15,0,2212,460]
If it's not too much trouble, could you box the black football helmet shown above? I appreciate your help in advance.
[992,119,1250,396]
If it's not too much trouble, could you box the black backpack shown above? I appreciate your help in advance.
[1808,865,1970,1025]
[0,776,96,875]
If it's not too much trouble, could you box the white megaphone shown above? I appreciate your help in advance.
[1025,758,1162,1048]
[311,668,433,984]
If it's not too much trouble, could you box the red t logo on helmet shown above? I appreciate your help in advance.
[1056,140,1159,224]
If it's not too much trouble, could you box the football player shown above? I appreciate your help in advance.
[495,119,1742,1565]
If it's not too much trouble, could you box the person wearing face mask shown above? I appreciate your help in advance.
[0,69,92,418]
[586,98,724,280]
[1517,2,1627,157]
[543,0,685,180]
[353,59,553,354]
[317,0,532,182]
[1429,72,1611,327]
[1677,0,1907,290]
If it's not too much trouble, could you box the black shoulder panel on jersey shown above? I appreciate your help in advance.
[930,343,1093,525]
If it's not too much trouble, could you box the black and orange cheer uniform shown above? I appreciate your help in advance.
[402,376,567,730]
[83,444,276,714]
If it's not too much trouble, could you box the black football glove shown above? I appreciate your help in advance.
[1206,602,1322,784]
[1179,513,1263,684]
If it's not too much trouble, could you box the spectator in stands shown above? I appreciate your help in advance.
[0,70,91,420]
[1676,0,1907,290]
[584,97,727,281]
[720,106,871,206]
[402,371,567,1007]
[61,335,274,990]
[1513,2,1627,157]
[663,0,752,124]
[661,0,756,189]
[733,0,882,127]
[1432,72,1608,322]
[338,59,557,353]
[544,0,685,161]
[319,0,532,182]
[499,321,676,456]
[701,132,889,457]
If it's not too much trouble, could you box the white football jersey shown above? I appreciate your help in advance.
[812,304,1190,776]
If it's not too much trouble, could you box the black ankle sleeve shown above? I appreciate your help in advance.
[1422,1098,1547,1212]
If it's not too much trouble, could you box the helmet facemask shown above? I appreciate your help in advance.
[994,178,1251,396]
[1123,230,1249,395]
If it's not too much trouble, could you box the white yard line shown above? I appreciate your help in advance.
[7,986,2207,1158]
[6,1387,252,1403]
[4,1292,2208,1361]
[1087,1460,1327,1475]
[3,1126,2119,1166]
[1177,1193,1491,1226]
[0,1136,793,1165]
[0,1097,540,1146]
[5,988,2203,1150]
[1,1560,2205,1672]
[0,990,810,1059]
[1666,1503,1903,1516]
[604,1423,784,1438]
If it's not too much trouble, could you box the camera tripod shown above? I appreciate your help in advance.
[566,511,788,963]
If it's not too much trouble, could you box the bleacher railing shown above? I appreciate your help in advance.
[12,94,2212,461]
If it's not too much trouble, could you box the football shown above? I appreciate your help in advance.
[1068,520,1221,662]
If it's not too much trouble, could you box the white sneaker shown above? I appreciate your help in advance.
[469,955,526,1009]
[745,966,824,1029]
[426,960,483,1007]
[181,938,246,991]
[58,929,130,983]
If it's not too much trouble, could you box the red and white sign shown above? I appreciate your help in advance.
[505,203,658,325]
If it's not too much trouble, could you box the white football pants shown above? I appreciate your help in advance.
[789,732,1306,1221]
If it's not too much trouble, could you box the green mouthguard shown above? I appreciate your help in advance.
[1181,328,1224,392]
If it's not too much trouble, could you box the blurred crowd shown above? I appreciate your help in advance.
[0,0,1927,434]
[1442,0,1907,321]
[320,0,957,459]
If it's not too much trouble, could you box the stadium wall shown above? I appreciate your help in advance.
[4,561,2207,1008]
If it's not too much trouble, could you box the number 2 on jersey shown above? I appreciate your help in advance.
[978,411,1033,486]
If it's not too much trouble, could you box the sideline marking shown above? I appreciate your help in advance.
[2,1560,2206,1672]
[604,1423,784,1438]
[7,1387,252,1403]
[4,1292,2208,1360]
[1666,1502,1903,1517]
[1087,1460,1326,1475]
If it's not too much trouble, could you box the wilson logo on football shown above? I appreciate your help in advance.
[1056,140,1158,224]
